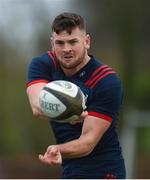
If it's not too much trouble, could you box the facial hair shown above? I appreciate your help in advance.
[57,49,86,70]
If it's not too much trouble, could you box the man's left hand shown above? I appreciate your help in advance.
[39,145,62,166]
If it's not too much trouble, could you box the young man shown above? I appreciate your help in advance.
[27,12,126,179]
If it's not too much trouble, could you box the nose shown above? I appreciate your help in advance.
[62,43,72,52]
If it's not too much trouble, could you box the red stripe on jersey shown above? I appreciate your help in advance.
[89,71,115,88]
[85,65,108,85]
[27,79,49,87]
[88,111,112,122]
[47,51,57,69]
[86,67,113,86]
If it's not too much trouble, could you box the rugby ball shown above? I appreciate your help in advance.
[39,80,86,122]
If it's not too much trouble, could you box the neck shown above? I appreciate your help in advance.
[62,55,91,76]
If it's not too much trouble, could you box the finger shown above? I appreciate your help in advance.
[51,160,61,166]
[39,154,53,165]
[51,148,58,155]
[47,145,60,155]
[46,146,52,154]
[70,119,83,125]
[39,154,46,163]
[69,120,77,125]
[51,156,62,165]
[80,111,88,118]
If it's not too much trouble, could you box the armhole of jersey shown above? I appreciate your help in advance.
[88,111,112,123]
[47,50,58,69]
[27,79,49,87]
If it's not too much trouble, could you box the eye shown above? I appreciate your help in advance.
[55,40,64,45]
[69,39,78,45]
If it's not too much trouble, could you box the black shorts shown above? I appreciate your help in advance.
[62,159,126,179]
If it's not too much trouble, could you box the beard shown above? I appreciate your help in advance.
[56,49,86,70]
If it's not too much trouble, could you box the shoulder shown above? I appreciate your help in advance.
[29,51,58,69]
[86,57,122,90]
[30,52,51,67]
[27,51,57,85]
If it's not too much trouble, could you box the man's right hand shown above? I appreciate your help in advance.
[69,111,88,125]
[26,82,48,117]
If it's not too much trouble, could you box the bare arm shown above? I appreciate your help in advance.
[26,83,48,116]
[27,82,87,122]
[39,115,111,165]
[27,83,111,164]
[58,115,110,158]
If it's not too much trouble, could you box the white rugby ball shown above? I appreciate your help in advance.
[39,80,86,123]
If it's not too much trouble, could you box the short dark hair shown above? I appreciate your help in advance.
[52,12,86,34]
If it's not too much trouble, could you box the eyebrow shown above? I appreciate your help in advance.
[55,38,78,43]
[69,38,78,41]
[55,40,64,44]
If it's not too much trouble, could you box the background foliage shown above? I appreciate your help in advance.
[0,0,150,178]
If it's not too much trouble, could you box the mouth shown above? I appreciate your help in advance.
[63,55,73,61]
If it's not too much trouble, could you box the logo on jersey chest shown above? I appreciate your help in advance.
[79,71,86,78]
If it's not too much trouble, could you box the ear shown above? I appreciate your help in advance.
[85,34,91,49]
[50,36,54,51]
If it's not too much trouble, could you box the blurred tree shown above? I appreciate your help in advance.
[0,0,150,178]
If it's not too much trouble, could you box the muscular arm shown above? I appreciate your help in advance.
[27,83,111,163]
[39,115,111,165]
[58,116,110,158]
